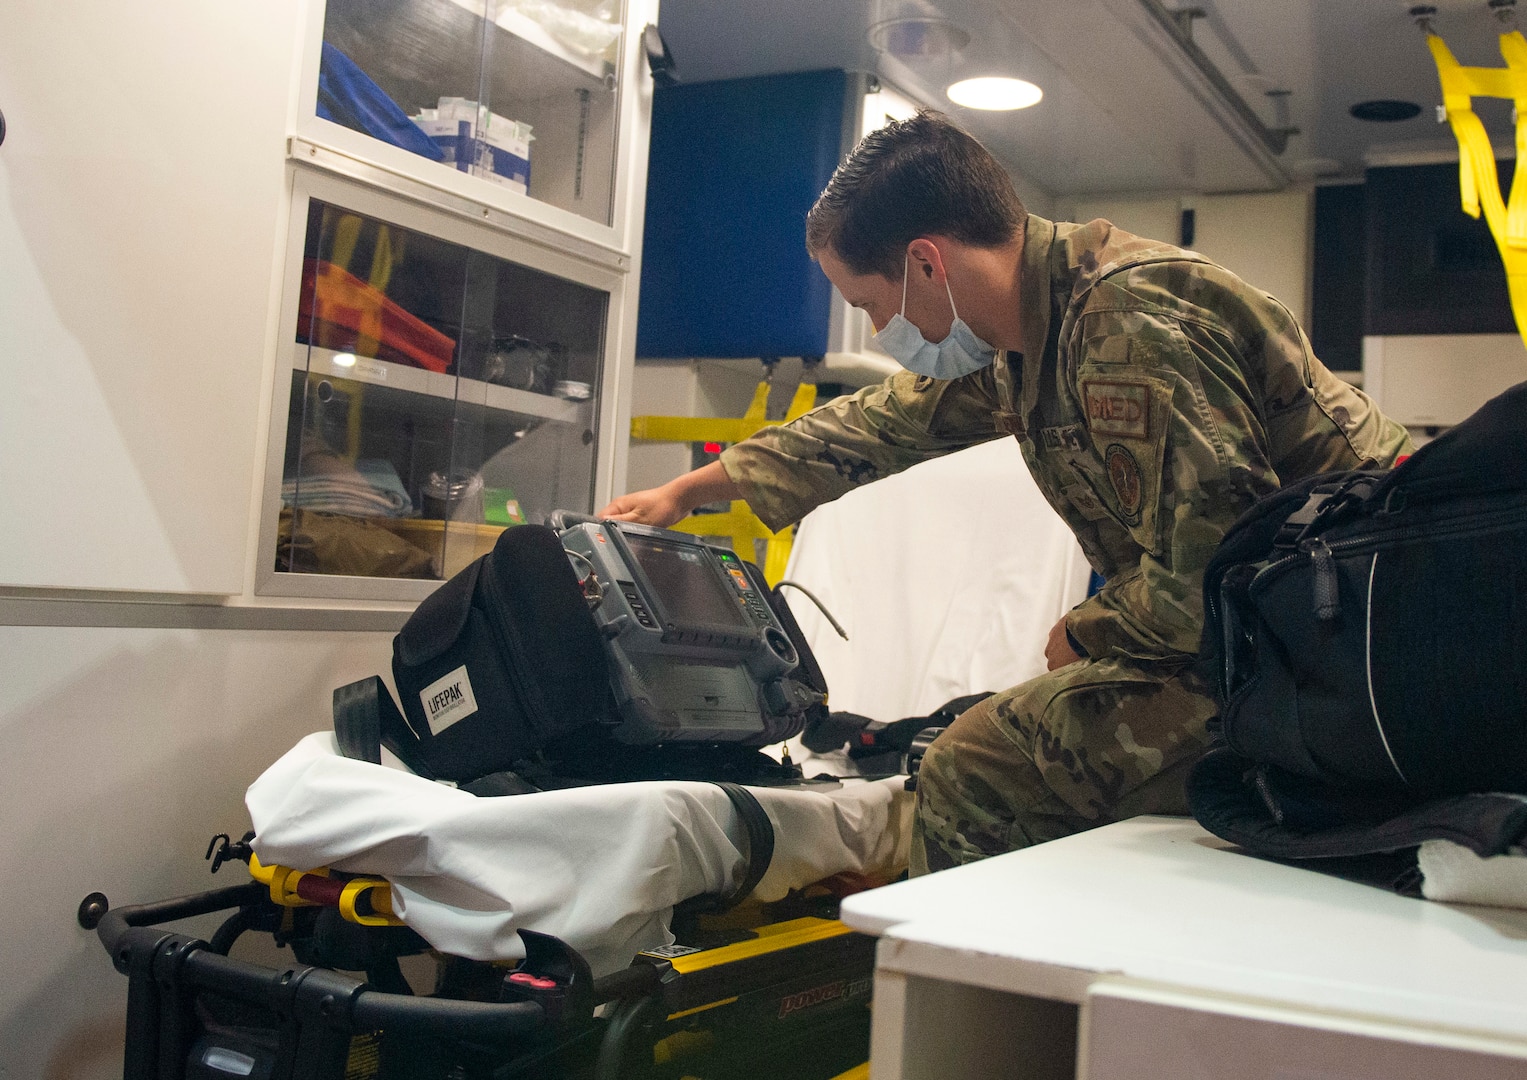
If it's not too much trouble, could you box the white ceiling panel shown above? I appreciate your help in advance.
[654,0,1527,196]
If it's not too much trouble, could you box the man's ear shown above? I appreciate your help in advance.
[906,238,946,282]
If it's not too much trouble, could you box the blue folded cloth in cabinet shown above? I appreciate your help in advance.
[317,42,444,162]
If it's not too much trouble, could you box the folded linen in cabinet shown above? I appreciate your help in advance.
[1419,839,1527,908]
[281,458,413,518]
[246,732,912,977]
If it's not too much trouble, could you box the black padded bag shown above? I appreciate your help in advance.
[1198,381,1527,801]
[389,524,613,783]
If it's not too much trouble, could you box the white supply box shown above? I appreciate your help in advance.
[412,97,533,195]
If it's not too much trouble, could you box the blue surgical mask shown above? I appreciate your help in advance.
[874,255,998,380]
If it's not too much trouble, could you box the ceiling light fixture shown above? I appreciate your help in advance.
[946,77,1043,111]
[868,17,971,59]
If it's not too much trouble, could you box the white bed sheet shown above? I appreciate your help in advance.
[247,733,913,976]
[780,438,1091,722]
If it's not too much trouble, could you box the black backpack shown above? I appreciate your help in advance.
[1189,381,1527,860]
[338,524,613,785]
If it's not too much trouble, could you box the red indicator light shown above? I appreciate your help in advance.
[703,441,723,454]
[508,972,559,989]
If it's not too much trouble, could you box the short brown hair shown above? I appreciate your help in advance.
[805,110,1026,278]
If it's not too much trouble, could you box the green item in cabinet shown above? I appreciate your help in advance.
[483,486,528,526]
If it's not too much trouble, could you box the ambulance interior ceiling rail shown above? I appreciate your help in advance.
[1134,0,1299,158]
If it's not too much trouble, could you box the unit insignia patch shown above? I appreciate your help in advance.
[1105,444,1144,525]
[1081,380,1150,440]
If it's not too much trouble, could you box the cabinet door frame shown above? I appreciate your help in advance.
[255,165,631,601]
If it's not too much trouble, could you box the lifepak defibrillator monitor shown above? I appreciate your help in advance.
[557,517,822,745]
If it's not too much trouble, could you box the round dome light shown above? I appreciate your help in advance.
[947,77,1043,111]
[867,17,971,58]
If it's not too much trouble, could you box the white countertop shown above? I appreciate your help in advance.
[841,816,1527,1042]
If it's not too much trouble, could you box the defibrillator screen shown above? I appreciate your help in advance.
[624,535,749,629]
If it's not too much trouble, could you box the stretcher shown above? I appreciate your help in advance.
[85,732,909,1079]
[84,866,878,1080]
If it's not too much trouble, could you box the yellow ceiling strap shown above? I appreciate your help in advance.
[1497,31,1527,247]
[1427,30,1527,344]
[631,377,819,585]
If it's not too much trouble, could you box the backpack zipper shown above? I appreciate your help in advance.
[1308,538,1340,621]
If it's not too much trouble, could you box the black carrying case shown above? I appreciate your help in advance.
[387,524,613,783]
[1190,381,1527,861]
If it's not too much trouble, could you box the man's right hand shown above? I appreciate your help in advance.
[597,460,742,528]
[598,486,689,527]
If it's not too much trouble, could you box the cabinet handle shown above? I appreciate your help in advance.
[0,107,7,148]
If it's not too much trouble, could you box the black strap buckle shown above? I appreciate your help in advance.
[1273,476,1381,550]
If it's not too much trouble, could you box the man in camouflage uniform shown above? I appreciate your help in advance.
[602,112,1410,874]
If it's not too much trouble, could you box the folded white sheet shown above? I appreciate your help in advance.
[1419,839,1527,908]
[246,733,912,976]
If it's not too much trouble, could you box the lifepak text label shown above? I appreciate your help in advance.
[421,666,478,735]
[1081,380,1150,440]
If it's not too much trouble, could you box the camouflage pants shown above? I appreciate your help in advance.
[911,656,1217,875]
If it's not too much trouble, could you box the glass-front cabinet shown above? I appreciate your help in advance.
[260,0,652,599]
[299,0,636,236]
[259,165,632,599]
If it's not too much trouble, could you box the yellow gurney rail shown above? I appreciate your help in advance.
[246,850,403,928]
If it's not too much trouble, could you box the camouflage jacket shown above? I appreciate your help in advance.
[720,215,1411,662]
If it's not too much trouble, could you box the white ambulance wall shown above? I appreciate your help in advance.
[1057,194,1183,251]
[1192,190,1313,327]
[0,626,395,1079]
[1056,190,1314,325]
[626,361,705,494]
[0,1,300,594]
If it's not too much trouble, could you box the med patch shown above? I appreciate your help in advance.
[1081,379,1150,440]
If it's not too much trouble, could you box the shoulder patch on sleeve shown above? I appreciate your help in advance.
[1080,379,1151,440]
[1104,444,1145,525]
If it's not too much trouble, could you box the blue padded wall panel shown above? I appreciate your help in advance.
[637,69,848,359]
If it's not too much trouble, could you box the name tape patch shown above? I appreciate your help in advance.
[1040,424,1087,453]
[420,665,479,735]
[1082,380,1150,440]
